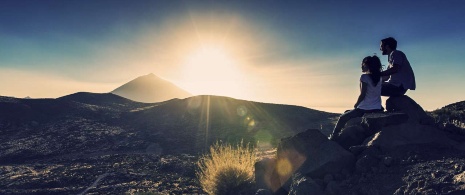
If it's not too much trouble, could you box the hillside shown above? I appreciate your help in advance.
[0,93,337,194]
[0,93,337,163]
[430,100,465,126]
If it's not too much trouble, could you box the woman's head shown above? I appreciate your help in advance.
[361,55,383,85]
[362,55,382,73]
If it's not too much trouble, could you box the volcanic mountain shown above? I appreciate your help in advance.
[111,73,192,103]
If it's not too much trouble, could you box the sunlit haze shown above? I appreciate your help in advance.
[180,45,246,97]
[1,1,465,113]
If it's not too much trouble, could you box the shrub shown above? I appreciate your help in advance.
[197,141,256,195]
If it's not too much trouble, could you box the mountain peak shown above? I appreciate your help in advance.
[111,74,192,103]
[142,73,157,78]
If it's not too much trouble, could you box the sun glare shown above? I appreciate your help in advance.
[181,45,246,96]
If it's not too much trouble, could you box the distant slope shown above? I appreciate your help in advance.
[0,93,337,163]
[58,92,152,111]
[111,73,192,103]
[429,100,465,124]
[125,95,338,154]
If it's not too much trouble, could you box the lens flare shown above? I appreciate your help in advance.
[247,119,256,131]
[237,106,247,117]
[276,158,292,177]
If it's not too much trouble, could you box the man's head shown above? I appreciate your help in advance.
[380,37,397,55]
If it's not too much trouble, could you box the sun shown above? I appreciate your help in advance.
[181,45,246,96]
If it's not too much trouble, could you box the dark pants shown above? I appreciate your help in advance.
[381,82,407,97]
[330,108,383,139]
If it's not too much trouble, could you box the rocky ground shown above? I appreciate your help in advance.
[342,144,465,195]
[1,145,465,195]
[0,154,205,195]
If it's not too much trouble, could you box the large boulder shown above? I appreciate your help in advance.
[334,125,366,150]
[255,129,355,193]
[361,112,409,134]
[255,158,281,192]
[386,95,435,125]
[363,122,459,150]
[280,129,355,191]
[334,112,409,150]
[297,140,355,178]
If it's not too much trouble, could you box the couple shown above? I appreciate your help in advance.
[329,37,416,140]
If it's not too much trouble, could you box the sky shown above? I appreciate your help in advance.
[1,0,464,113]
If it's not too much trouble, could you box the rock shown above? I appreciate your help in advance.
[340,168,351,179]
[383,156,393,167]
[278,129,328,157]
[255,158,280,191]
[254,158,284,192]
[349,145,367,156]
[356,155,379,173]
[453,172,465,184]
[276,129,355,190]
[255,189,273,195]
[345,117,364,128]
[334,173,344,181]
[385,95,435,125]
[394,185,407,195]
[334,125,366,150]
[324,173,334,184]
[278,129,355,176]
[325,181,343,195]
[362,112,409,134]
[145,143,163,156]
[288,173,324,195]
[363,123,459,151]
[300,140,355,178]
[455,142,465,152]
[276,149,307,191]
[336,112,409,150]
[359,146,382,159]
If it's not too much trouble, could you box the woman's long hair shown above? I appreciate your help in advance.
[362,55,383,86]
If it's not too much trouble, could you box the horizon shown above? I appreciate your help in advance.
[1,0,465,113]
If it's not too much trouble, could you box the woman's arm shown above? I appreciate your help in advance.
[354,81,367,108]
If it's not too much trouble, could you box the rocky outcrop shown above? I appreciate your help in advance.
[255,95,465,194]
[335,95,459,152]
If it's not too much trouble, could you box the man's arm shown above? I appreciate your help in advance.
[380,63,400,76]
[382,75,389,82]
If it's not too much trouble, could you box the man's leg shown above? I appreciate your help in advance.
[381,83,407,97]
[329,109,365,140]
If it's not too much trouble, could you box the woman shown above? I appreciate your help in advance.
[329,55,384,140]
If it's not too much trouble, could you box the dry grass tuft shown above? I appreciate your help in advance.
[197,141,256,195]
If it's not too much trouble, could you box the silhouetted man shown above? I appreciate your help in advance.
[379,37,416,96]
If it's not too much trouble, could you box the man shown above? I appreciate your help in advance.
[379,37,416,96]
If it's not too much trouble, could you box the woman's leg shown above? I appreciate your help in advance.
[329,109,365,140]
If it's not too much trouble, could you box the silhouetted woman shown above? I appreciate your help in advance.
[329,55,384,140]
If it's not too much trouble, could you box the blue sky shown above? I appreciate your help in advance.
[1,0,464,112]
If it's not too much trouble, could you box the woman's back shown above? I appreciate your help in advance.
[357,74,382,110]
